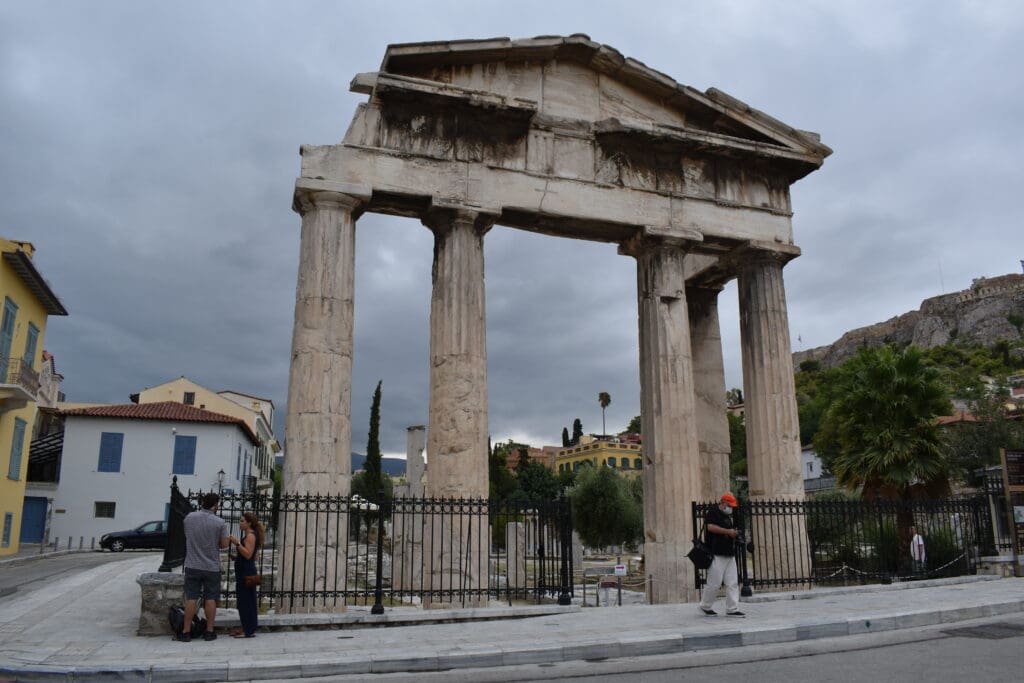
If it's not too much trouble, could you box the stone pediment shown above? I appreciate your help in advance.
[305,34,831,255]
[350,34,831,171]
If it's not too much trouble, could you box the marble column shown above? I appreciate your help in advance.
[630,236,703,603]
[281,183,368,612]
[392,426,427,592]
[420,207,494,605]
[738,251,810,587]
[737,252,803,501]
[405,425,426,497]
[687,284,732,499]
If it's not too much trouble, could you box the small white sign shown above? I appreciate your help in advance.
[614,564,627,576]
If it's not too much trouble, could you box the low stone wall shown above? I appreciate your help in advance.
[136,572,184,636]
[977,555,1022,578]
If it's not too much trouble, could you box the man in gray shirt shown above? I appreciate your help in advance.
[179,492,229,641]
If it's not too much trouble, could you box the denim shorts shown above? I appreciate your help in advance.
[183,568,222,602]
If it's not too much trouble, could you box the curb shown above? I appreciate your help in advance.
[4,592,1023,681]
[743,573,1001,603]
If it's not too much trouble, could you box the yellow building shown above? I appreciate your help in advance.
[554,435,643,479]
[0,239,67,555]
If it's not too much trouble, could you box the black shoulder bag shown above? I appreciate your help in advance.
[686,516,714,570]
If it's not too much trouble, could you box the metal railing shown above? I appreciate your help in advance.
[693,496,988,591]
[0,356,38,396]
[980,474,1015,553]
[161,479,573,610]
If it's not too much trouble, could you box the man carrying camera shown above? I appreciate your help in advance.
[699,492,745,617]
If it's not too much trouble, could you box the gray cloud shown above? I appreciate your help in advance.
[3,1,1021,455]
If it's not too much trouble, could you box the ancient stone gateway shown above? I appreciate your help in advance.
[284,35,830,605]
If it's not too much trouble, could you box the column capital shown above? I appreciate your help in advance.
[421,201,499,237]
[292,178,372,216]
[735,241,801,270]
[618,225,703,258]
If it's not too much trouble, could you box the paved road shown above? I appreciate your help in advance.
[0,550,160,600]
[349,612,1024,683]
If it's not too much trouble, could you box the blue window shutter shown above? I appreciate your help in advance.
[0,297,18,362]
[7,418,26,480]
[97,432,124,472]
[172,435,197,475]
[24,323,39,369]
[2,513,12,547]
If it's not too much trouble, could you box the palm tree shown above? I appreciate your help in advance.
[816,345,952,499]
[598,392,611,437]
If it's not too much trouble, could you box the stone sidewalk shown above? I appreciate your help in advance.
[2,554,1024,682]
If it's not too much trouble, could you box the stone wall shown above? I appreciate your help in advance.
[136,572,184,636]
[794,273,1024,369]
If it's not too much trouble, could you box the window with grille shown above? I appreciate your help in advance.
[95,501,116,518]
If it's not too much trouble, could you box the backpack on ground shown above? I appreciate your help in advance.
[167,605,207,639]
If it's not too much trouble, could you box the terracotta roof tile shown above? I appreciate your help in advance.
[61,401,258,444]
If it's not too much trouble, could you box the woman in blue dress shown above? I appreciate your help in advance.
[229,512,263,638]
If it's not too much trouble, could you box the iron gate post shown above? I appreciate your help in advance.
[558,495,572,605]
[371,489,386,615]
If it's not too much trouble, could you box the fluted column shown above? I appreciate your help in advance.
[420,207,494,606]
[738,253,803,500]
[687,284,731,499]
[628,236,703,603]
[738,251,809,587]
[282,182,368,612]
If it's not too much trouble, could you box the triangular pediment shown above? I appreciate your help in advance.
[369,35,830,160]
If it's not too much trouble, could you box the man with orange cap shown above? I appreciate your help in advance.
[698,492,745,617]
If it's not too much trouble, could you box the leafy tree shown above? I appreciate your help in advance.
[815,345,952,499]
[571,418,584,446]
[488,442,518,503]
[569,465,642,550]
[727,412,747,477]
[626,415,641,435]
[795,361,844,447]
[561,426,570,447]
[363,381,384,499]
[726,387,744,406]
[511,460,562,503]
[992,339,1012,366]
[598,392,611,436]
[945,389,1024,484]
[350,381,392,534]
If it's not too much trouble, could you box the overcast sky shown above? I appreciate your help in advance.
[2,1,1021,457]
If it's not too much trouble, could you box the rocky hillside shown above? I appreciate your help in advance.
[794,273,1024,369]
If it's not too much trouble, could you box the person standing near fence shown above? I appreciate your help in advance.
[910,525,926,574]
[179,492,229,642]
[699,493,745,617]
[229,512,264,638]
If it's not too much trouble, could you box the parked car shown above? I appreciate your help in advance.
[100,520,167,552]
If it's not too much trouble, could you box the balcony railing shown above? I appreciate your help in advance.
[0,356,38,397]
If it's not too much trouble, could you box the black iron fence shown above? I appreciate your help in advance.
[161,479,573,610]
[980,474,1016,553]
[693,497,989,591]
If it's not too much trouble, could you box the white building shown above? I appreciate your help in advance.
[802,445,835,494]
[45,401,258,545]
